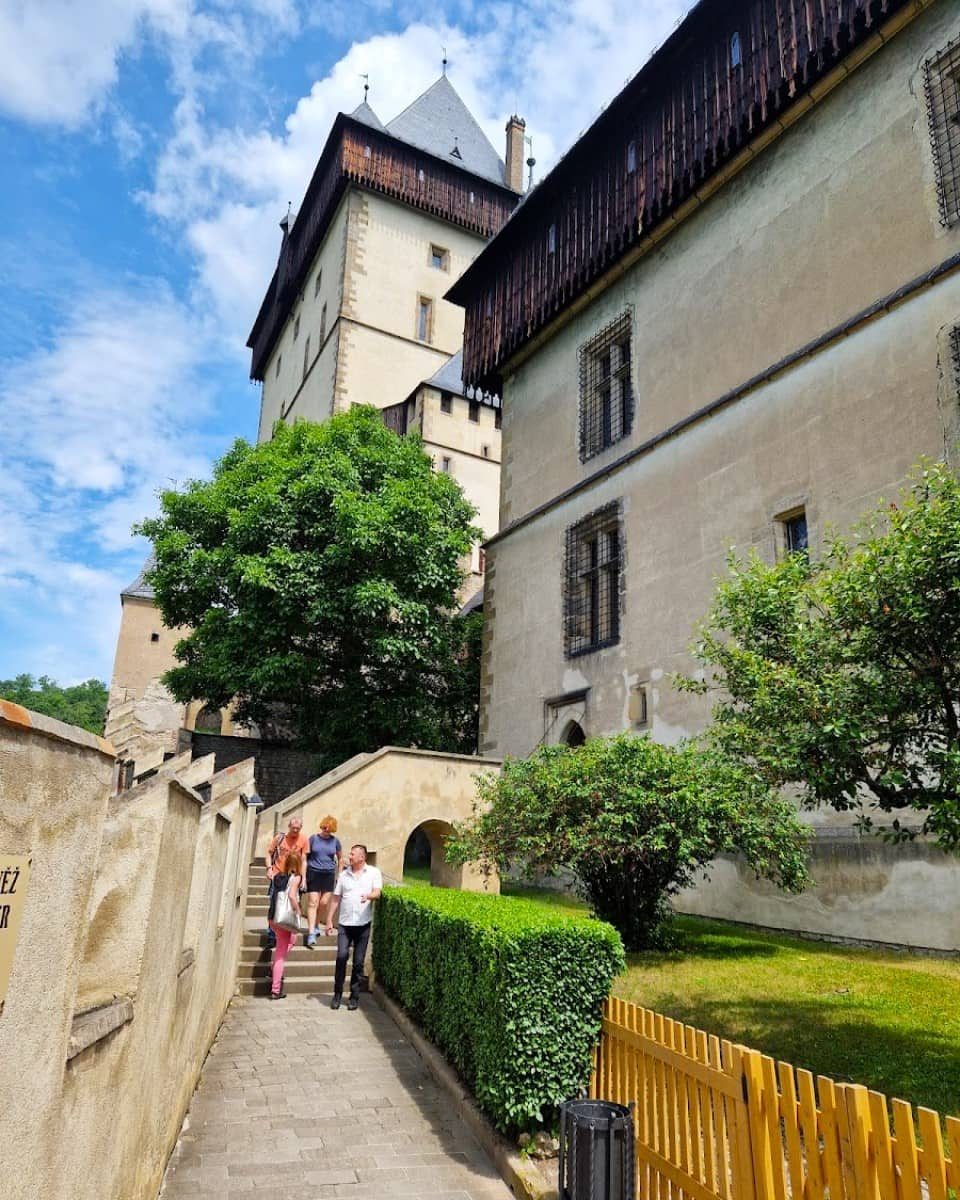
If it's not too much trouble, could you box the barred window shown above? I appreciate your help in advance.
[925,37,960,227]
[564,503,622,657]
[951,325,960,390]
[579,312,634,461]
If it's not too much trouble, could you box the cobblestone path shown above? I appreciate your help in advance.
[160,993,514,1200]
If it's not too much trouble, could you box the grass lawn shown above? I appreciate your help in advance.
[614,915,960,1118]
[400,873,960,1115]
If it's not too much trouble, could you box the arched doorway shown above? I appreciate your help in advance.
[403,818,499,891]
[561,719,586,747]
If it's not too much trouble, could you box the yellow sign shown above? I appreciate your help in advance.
[0,856,31,1015]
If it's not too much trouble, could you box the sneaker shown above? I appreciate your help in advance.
[269,991,287,1000]
[330,994,342,1010]
[347,997,359,1011]
[306,934,317,949]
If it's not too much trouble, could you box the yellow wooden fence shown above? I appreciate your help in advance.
[590,995,960,1199]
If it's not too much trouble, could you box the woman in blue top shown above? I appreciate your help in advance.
[305,815,343,948]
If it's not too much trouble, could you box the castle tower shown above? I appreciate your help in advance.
[248,75,521,440]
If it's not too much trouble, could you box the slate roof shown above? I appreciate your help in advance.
[349,100,386,132]
[459,583,484,617]
[386,76,506,188]
[423,349,501,408]
[122,553,156,600]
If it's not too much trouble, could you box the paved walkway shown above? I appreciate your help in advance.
[160,994,515,1200]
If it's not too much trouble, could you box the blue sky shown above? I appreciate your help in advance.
[0,0,686,686]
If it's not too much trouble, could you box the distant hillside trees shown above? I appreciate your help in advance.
[137,407,483,766]
[0,675,109,735]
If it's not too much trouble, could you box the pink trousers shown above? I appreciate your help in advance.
[270,924,296,995]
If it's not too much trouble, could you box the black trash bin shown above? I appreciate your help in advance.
[558,1099,635,1200]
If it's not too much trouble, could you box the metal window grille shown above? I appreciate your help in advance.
[924,36,960,228]
[563,502,623,657]
[951,325,960,392]
[579,312,634,462]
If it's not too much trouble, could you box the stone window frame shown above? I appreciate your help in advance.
[563,500,623,658]
[417,295,434,343]
[578,310,635,463]
[924,35,960,228]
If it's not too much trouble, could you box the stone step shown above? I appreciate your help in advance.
[236,961,337,981]
[240,946,337,964]
[242,931,338,949]
[237,977,337,997]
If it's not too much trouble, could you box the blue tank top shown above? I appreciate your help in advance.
[307,833,341,872]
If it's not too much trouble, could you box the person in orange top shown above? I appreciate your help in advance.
[263,817,309,946]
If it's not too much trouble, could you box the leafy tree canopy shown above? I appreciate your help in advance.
[683,459,960,850]
[446,733,809,950]
[137,408,483,763]
[0,674,108,735]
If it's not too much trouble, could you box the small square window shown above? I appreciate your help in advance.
[150,632,160,643]
[481,444,490,458]
[418,168,426,183]
[364,145,372,158]
[627,141,637,173]
[293,314,300,341]
[547,223,556,255]
[441,456,452,473]
[275,354,282,378]
[730,31,742,69]
[417,297,433,343]
[314,270,322,297]
[783,510,809,556]
[430,245,449,271]
[468,400,480,423]
[440,392,453,414]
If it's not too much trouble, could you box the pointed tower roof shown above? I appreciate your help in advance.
[349,100,386,132]
[386,75,505,187]
[122,553,156,600]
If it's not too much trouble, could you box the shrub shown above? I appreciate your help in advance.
[373,885,625,1132]
[446,733,810,950]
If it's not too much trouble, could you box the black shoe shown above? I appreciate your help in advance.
[347,997,359,1011]
[330,994,342,1010]
[269,991,287,1000]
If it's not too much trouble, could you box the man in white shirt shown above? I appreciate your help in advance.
[325,843,382,1010]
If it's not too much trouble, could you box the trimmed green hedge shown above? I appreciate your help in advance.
[372,885,625,1132]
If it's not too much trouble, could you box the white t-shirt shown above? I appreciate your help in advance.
[334,864,383,926]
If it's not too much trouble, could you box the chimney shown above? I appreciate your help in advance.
[505,115,526,193]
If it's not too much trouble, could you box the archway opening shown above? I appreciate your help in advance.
[194,705,222,733]
[561,719,586,747]
[403,819,459,888]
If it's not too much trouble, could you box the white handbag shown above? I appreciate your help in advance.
[273,884,304,935]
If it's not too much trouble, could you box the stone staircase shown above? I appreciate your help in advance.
[237,863,337,996]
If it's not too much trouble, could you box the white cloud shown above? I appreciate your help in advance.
[0,282,231,681]
[0,0,188,126]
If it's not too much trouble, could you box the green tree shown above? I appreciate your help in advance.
[0,674,108,734]
[446,733,809,950]
[683,459,960,850]
[137,408,482,764]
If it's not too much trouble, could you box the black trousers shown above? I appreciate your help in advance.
[334,923,371,1000]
